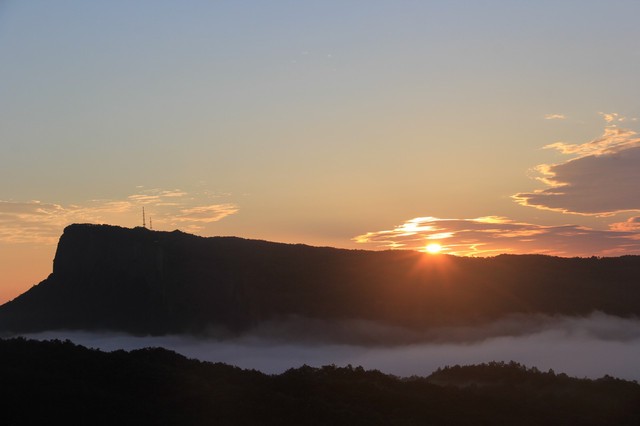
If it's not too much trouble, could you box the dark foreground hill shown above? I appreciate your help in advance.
[1,338,639,425]
[1,224,640,335]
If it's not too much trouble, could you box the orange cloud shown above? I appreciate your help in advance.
[599,112,627,123]
[544,114,566,120]
[609,217,640,233]
[353,217,640,257]
[175,204,239,223]
[542,127,638,157]
[0,189,238,244]
[0,201,69,244]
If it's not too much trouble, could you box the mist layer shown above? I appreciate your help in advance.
[19,312,640,381]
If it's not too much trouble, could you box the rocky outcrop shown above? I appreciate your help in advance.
[1,224,640,335]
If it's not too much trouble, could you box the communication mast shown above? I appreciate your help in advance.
[149,217,153,230]
[142,207,146,228]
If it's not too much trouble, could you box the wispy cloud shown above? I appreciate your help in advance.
[609,216,640,233]
[175,204,239,223]
[353,216,640,257]
[513,115,640,216]
[0,189,238,244]
[599,112,627,123]
[542,127,638,156]
[544,114,566,120]
[0,201,70,244]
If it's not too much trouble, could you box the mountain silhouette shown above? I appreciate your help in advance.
[1,223,640,335]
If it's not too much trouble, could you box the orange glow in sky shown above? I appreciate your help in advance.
[3,2,640,305]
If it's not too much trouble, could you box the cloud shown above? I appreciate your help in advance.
[541,127,638,156]
[544,114,566,120]
[175,204,239,226]
[513,120,640,215]
[0,189,238,244]
[609,216,640,233]
[127,190,189,204]
[353,216,640,257]
[599,112,627,123]
[18,313,640,380]
[0,201,70,244]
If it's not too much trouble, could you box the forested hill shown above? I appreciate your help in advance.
[1,223,640,335]
[1,338,639,425]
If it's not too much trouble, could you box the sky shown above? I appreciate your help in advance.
[2,0,640,303]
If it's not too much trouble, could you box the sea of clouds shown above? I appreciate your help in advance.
[20,312,640,381]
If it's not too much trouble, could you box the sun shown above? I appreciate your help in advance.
[425,243,442,254]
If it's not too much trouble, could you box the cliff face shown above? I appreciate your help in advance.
[0,225,178,334]
[0,224,374,334]
[1,224,640,335]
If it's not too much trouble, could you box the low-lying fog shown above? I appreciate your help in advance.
[20,312,640,381]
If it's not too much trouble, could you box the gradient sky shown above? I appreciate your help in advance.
[2,0,640,303]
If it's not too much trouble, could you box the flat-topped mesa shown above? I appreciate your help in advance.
[52,224,166,287]
[7,224,269,335]
[1,223,640,336]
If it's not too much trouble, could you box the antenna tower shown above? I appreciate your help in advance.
[150,217,153,230]
[142,207,146,228]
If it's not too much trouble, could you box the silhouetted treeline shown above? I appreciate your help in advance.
[1,338,639,425]
[1,224,640,335]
